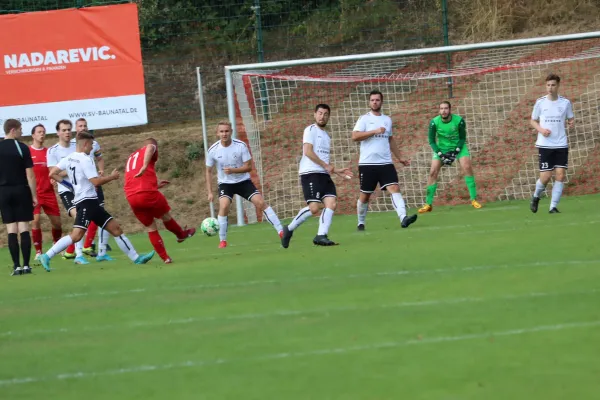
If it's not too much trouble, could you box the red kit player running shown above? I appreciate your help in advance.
[29,124,63,256]
[124,138,195,263]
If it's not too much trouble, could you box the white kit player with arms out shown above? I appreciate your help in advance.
[39,131,155,271]
[530,74,574,214]
[205,121,284,248]
[280,104,353,248]
[46,119,82,262]
[352,90,417,230]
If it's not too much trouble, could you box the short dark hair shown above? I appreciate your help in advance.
[314,104,330,113]
[369,90,383,101]
[31,124,45,135]
[76,130,94,141]
[546,74,561,83]
[440,101,452,109]
[76,118,87,123]
[55,119,72,131]
[3,119,21,134]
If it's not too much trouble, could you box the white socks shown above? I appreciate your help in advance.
[75,239,84,257]
[289,207,312,231]
[317,208,334,236]
[357,200,368,225]
[218,215,228,241]
[550,181,564,209]
[46,235,74,259]
[391,193,407,221]
[263,206,283,233]
[115,234,139,261]
[534,179,546,198]
[98,228,109,257]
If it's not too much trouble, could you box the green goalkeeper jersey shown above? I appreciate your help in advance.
[428,114,466,153]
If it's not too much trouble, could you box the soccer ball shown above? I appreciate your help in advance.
[201,217,219,237]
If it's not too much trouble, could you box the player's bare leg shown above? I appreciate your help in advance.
[387,184,417,228]
[218,197,232,248]
[282,202,321,249]
[549,168,566,213]
[249,194,283,238]
[313,196,338,246]
[531,170,553,213]
[459,156,481,209]
[419,159,442,213]
[356,192,371,231]
[160,212,195,243]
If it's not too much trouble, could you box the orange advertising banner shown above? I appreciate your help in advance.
[0,4,147,136]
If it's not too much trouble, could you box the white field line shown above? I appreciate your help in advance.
[1,320,598,386]
[172,218,600,253]
[1,288,598,339]
[2,259,598,306]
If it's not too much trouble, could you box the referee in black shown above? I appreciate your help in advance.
[0,119,38,275]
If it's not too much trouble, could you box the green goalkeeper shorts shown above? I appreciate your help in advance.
[432,145,471,161]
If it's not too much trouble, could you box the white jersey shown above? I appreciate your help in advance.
[531,95,574,148]
[71,138,102,159]
[353,112,393,165]
[299,124,331,175]
[56,152,99,204]
[206,139,252,184]
[47,142,76,194]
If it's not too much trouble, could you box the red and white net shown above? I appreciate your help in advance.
[231,38,600,221]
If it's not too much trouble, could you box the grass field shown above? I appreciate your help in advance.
[1,195,599,399]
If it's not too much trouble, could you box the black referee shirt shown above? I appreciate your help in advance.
[0,139,34,187]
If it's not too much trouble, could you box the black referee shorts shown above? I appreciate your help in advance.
[0,185,34,224]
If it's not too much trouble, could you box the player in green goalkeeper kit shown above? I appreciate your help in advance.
[418,101,482,213]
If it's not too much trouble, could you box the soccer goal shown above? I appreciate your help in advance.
[225,31,600,225]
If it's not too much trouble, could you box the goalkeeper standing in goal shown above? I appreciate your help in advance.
[418,101,482,213]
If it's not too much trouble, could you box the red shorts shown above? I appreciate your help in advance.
[127,191,171,227]
[34,193,60,216]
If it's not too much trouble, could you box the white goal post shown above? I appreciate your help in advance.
[225,31,600,225]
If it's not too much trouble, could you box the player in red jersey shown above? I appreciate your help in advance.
[124,138,195,263]
[29,124,63,256]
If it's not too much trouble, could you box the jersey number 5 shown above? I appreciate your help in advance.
[126,152,140,172]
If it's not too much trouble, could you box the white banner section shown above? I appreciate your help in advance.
[0,94,147,137]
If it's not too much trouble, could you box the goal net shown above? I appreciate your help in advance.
[227,34,600,223]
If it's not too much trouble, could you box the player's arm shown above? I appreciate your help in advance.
[566,101,575,128]
[456,119,466,151]
[389,136,409,166]
[95,155,105,175]
[205,165,214,202]
[22,146,37,205]
[428,120,441,154]
[351,116,385,142]
[48,160,73,191]
[224,160,252,174]
[134,144,157,177]
[530,101,550,136]
[303,143,333,174]
[352,127,385,142]
[88,168,119,187]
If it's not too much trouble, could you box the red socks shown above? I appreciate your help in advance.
[32,229,42,253]
[84,222,98,248]
[148,230,169,261]
[51,228,62,243]
[163,218,185,239]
